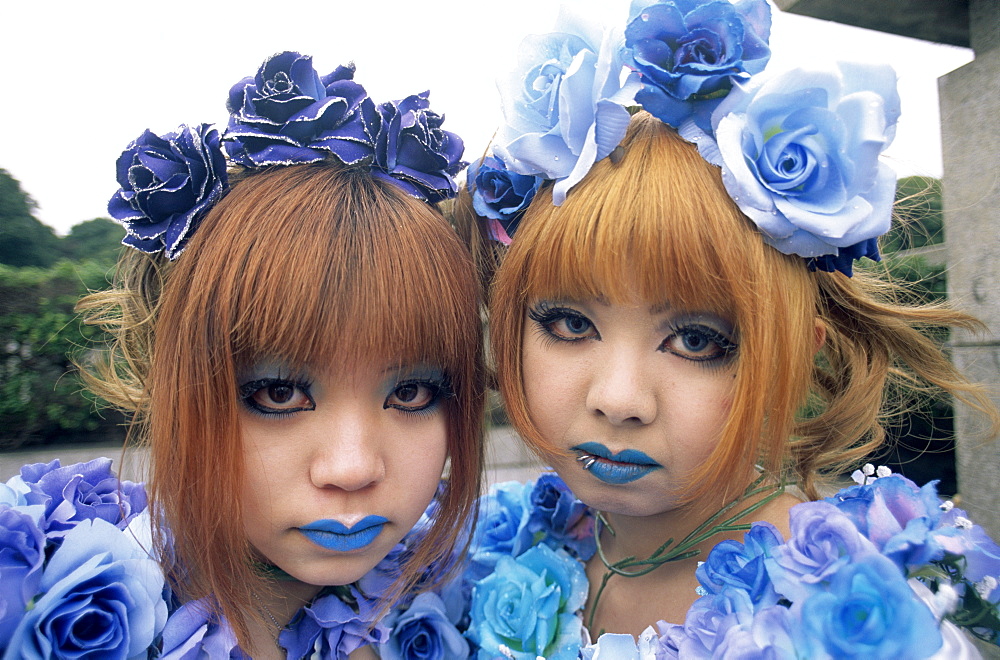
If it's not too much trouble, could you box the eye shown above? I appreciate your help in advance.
[384,380,449,413]
[660,324,737,362]
[527,304,598,342]
[239,378,315,416]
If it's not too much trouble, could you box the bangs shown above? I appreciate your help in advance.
[513,113,770,317]
[183,163,477,377]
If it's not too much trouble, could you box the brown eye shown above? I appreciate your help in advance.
[267,384,295,404]
[240,378,315,416]
[384,381,442,413]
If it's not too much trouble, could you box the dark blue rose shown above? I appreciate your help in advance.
[19,458,148,541]
[467,155,541,244]
[696,521,782,607]
[624,0,771,130]
[0,506,46,648]
[108,124,228,260]
[372,91,466,203]
[280,586,387,660]
[380,592,469,660]
[225,51,376,167]
[526,474,596,560]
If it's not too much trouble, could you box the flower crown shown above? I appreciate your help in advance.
[109,51,466,260]
[470,0,901,277]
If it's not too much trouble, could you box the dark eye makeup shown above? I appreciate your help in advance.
[383,377,454,415]
[660,323,738,363]
[239,378,316,416]
[527,302,599,342]
[527,300,738,364]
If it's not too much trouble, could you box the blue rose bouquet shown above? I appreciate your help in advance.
[0,458,168,659]
[442,470,1000,660]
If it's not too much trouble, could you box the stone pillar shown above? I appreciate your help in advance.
[941,0,1000,541]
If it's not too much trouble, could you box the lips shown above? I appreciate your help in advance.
[299,516,389,552]
[572,442,662,485]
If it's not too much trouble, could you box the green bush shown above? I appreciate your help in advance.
[0,261,125,449]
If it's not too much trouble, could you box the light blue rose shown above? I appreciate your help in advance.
[696,521,782,607]
[380,592,469,660]
[671,587,755,658]
[795,554,942,658]
[710,62,900,270]
[0,505,47,649]
[3,517,167,660]
[467,543,587,660]
[468,481,535,581]
[766,500,878,603]
[159,599,248,659]
[495,8,640,205]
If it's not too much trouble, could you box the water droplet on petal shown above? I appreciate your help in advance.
[852,205,859,210]
[771,210,778,215]
[733,195,740,201]
[641,12,650,21]
[554,156,559,161]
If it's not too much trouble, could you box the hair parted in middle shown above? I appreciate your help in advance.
[475,111,992,504]
[80,159,484,644]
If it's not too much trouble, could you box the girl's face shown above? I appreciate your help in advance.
[238,360,450,586]
[521,296,738,517]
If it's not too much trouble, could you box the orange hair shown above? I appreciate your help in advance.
[80,162,483,649]
[477,112,995,504]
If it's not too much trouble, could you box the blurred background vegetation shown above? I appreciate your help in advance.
[0,167,959,492]
[1,168,127,450]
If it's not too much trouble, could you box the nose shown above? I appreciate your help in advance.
[586,349,657,426]
[309,410,385,492]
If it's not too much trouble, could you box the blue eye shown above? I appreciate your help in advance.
[528,304,598,342]
[239,378,315,416]
[661,325,737,362]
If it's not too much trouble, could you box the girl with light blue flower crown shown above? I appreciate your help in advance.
[447,1,1000,658]
[0,51,485,660]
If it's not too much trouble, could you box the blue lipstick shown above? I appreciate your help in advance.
[299,516,388,552]
[572,442,662,485]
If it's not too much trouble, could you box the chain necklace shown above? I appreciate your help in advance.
[251,590,284,648]
[587,473,787,632]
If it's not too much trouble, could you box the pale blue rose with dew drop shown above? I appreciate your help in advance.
[495,8,641,205]
[709,62,901,275]
[795,553,942,659]
[466,543,588,660]
[3,517,167,660]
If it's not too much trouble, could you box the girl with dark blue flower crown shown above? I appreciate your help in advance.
[449,2,1000,657]
[67,51,483,659]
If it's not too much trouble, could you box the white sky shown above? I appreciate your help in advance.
[0,0,974,235]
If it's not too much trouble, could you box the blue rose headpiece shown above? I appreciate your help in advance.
[109,51,466,259]
[472,0,900,277]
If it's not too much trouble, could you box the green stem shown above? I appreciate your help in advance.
[586,477,789,629]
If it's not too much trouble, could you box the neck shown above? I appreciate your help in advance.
[247,580,323,660]
[584,473,794,635]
